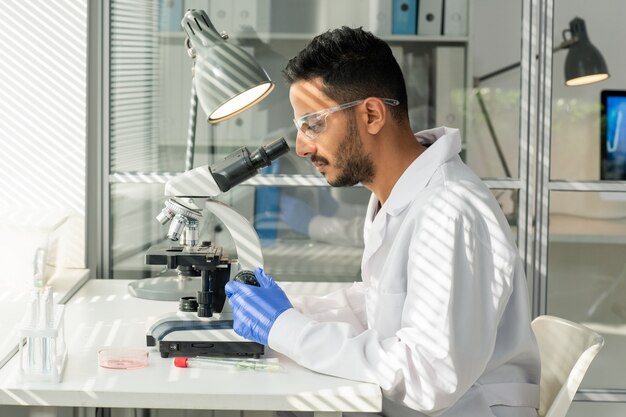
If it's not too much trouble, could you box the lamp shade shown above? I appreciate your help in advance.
[182,10,274,123]
[564,17,609,86]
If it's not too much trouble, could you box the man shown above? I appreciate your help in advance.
[225,27,540,417]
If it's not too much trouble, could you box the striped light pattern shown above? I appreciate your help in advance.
[0,1,87,267]
[0,1,87,213]
[109,0,159,172]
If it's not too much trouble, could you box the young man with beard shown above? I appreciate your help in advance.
[225,27,540,417]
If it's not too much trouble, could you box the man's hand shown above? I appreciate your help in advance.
[225,268,293,345]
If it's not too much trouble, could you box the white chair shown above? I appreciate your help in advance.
[531,315,604,417]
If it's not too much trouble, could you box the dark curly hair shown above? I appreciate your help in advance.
[282,27,408,122]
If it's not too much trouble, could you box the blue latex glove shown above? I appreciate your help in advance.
[280,195,315,235]
[225,267,293,345]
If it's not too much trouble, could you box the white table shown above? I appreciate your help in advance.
[0,279,382,417]
[0,268,90,369]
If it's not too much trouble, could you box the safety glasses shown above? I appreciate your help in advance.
[293,98,400,140]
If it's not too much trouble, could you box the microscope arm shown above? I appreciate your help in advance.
[165,166,222,198]
[204,199,263,271]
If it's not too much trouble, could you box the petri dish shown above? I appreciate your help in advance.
[98,347,149,369]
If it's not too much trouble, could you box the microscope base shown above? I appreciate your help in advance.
[156,339,264,358]
[147,313,264,358]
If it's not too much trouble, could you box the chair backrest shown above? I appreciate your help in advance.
[531,315,604,417]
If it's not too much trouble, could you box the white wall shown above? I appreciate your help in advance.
[0,0,87,271]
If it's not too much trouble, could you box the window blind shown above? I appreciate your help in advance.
[110,0,159,172]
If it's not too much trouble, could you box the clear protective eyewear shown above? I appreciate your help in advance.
[293,98,400,140]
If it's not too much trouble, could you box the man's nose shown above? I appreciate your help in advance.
[295,131,316,157]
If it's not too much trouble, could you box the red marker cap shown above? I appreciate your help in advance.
[174,357,189,368]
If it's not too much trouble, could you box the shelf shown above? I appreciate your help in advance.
[382,35,469,43]
[109,172,343,187]
[157,31,468,44]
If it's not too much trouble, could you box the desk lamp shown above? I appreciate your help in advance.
[183,9,275,170]
[186,10,274,122]
[128,9,283,301]
[474,16,609,178]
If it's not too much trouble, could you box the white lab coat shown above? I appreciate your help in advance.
[269,127,540,417]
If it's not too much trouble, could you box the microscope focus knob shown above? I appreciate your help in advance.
[233,270,260,287]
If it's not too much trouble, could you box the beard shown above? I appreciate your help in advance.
[317,116,375,187]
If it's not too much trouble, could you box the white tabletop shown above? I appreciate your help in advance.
[0,279,382,414]
[0,268,90,369]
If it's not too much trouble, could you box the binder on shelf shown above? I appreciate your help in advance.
[208,0,234,35]
[270,0,318,34]
[159,0,184,32]
[233,0,270,34]
[369,0,392,35]
[404,51,431,132]
[433,46,464,129]
[391,0,418,35]
[184,0,209,13]
[443,0,468,36]
[319,0,362,32]
[417,0,443,35]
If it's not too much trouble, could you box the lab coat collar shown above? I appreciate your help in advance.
[362,127,462,270]
[384,126,462,217]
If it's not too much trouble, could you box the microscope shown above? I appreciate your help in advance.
[142,138,289,358]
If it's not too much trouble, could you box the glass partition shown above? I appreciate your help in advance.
[551,0,617,181]
[544,0,626,405]
[107,0,526,282]
[548,191,626,390]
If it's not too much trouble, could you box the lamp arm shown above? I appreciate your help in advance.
[473,60,522,178]
[185,78,198,171]
[475,62,522,85]
[475,36,576,87]
[474,88,512,177]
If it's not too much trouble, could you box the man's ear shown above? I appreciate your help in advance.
[361,98,388,135]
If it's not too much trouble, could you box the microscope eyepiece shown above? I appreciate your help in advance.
[249,137,290,169]
[210,137,289,193]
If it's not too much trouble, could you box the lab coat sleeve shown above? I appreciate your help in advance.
[290,282,367,332]
[269,205,517,415]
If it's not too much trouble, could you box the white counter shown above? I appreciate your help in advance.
[0,279,381,416]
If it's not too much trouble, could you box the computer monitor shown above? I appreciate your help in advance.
[601,90,626,180]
